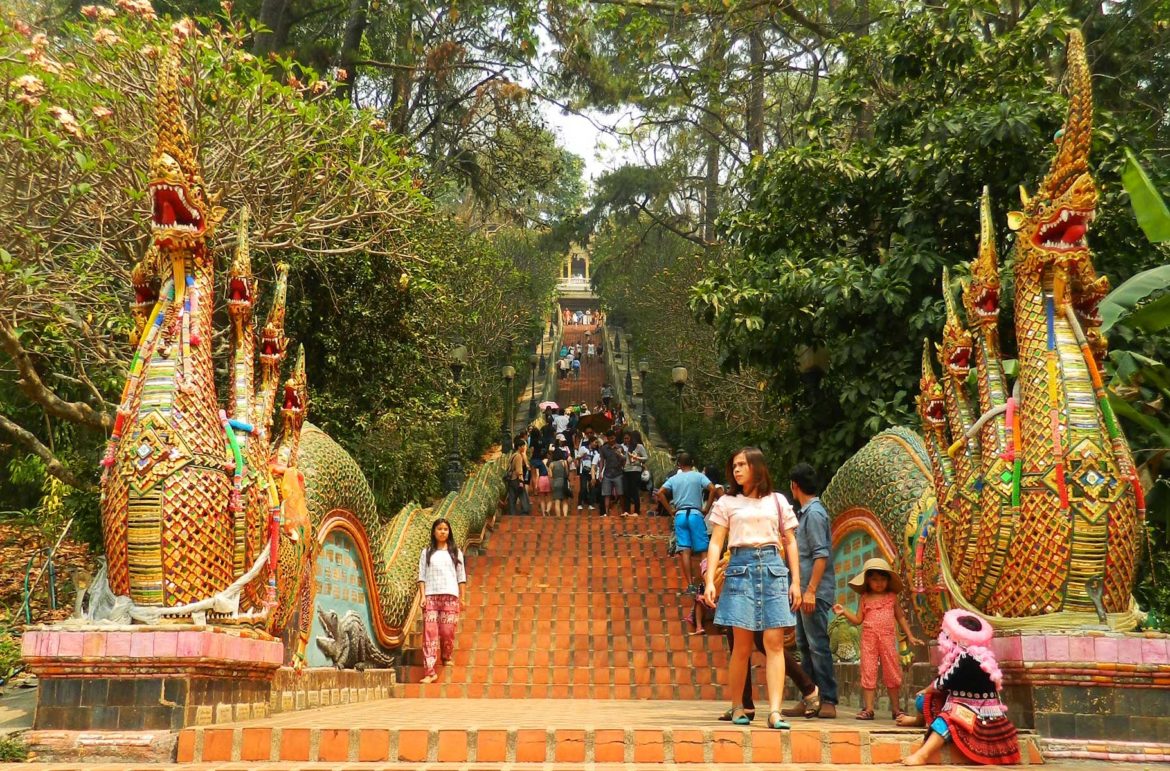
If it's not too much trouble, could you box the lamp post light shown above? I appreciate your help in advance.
[527,353,538,421]
[671,364,688,444]
[444,342,468,493]
[502,364,516,450]
[638,359,649,433]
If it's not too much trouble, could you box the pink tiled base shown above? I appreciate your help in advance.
[23,625,284,677]
[988,630,1170,665]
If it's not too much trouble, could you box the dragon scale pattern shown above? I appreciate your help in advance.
[96,48,506,666]
[824,31,1142,634]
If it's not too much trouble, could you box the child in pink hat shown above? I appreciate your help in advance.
[900,609,1019,766]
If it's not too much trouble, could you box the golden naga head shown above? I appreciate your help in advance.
[259,263,289,369]
[939,267,973,379]
[130,248,161,331]
[1008,30,1097,274]
[963,187,1001,326]
[281,345,308,430]
[917,339,947,430]
[227,207,256,326]
[149,47,224,247]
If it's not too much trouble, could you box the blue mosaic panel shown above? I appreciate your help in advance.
[306,529,379,668]
[833,529,883,616]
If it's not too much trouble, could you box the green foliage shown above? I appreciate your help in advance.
[1123,147,1170,244]
[693,2,1170,472]
[0,5,567,534]
[0,735,28,762]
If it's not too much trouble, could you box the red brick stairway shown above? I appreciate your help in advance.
[401,516,724,699]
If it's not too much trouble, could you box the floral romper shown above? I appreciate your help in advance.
[859,592,902,690]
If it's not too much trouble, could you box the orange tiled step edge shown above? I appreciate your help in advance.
[176,722,1045,764]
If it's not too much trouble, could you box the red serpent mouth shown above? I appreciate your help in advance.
[1033,208,1093,252]
[972,286,999,317]
[926,397,946,425]
[149,182,203,234]
[948,346,971,373]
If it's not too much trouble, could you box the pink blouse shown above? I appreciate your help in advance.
[708,492,799,548]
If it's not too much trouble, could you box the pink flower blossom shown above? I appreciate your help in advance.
[91,105,114,120]
[15,74,45,96]
[13,20,33,37]
[115,0,156,21]
[170,17,199,41]
[80,5,114,19]
[334,68,348,81]
[93,27,121,45]
[48,106,84,139]
[309,79,328,95]
[15,92,41,107]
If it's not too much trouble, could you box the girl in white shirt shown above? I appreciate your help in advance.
[417,518,467,683]
[702,448,802,730]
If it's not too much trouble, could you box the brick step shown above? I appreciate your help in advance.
[460,596,702,608]
[414,637,724,657]
[402,649,729,669]
[177,720,1046,764]
[459,609,693,624]
[401,664,728,685]
[399,682,720,700]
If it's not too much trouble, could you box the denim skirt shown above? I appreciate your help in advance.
[714,545,796,631]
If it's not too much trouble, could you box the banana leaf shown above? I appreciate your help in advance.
[1100,265,1170,334]
[1122,148,1170,243]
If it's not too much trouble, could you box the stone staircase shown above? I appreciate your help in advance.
[400,516,724,699]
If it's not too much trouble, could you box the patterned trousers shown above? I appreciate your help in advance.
[422,594,460,676]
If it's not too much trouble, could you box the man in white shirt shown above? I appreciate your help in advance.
[552,409,570,435]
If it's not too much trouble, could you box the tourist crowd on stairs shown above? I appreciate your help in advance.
[406,314,1020,767]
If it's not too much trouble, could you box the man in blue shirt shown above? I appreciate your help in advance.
[655,452,714,594]
[782,463,839,719]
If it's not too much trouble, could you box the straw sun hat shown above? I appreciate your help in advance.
[847,557,904,594]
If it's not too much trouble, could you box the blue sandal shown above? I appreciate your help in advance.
[731,707,752,725]
[768,711,790,730]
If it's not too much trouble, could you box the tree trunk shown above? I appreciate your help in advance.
[336,0,370,97]
[747,22,765,155]
[253,0,289,57]
[703,135,719,243]
[701,26,727,243]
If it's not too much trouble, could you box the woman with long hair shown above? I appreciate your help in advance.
[702,448,802,729]
[621,430,648,517]
[416,518,466,683]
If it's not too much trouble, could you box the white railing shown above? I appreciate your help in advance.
[557,276,592,291]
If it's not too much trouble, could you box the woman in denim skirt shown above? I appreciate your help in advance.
[702,447,802,730]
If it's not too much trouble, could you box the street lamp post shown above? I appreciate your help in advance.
[671,365,688,445]
[444,342,468,493]
[502,364,515,450]
[528,354,538,421]
[638,359,649,432]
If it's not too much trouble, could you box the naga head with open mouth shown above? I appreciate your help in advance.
[940,267,973,380]
[963,187,1002,327]
[1009,31,1097,280]
[259,264,289,371]
[280,346,308,432]
[148,47,223,249]
[227,208,255,327]
[918,340,948,431]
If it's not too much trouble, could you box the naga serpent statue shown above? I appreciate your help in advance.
[824,30,1144,635]
[92,48,504,666]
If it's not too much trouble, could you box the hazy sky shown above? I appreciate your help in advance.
[541,102,640,189]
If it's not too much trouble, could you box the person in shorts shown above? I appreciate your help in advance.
[656,452,714,594]
[598,430,627,517]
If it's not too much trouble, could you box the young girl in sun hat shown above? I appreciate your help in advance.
[833,557,922,720]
